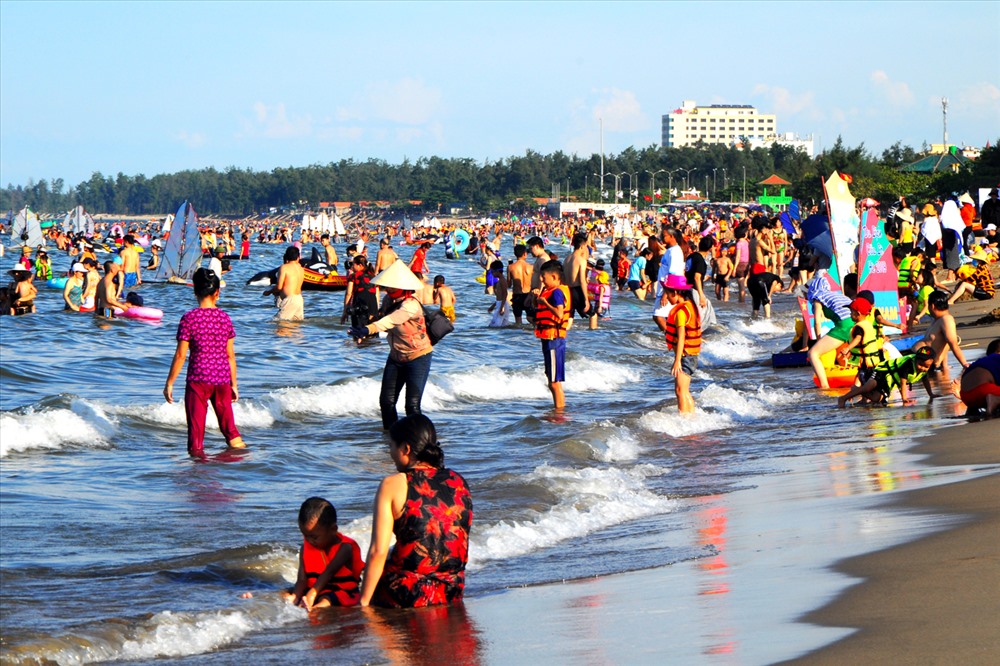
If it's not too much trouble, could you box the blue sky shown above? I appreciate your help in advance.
[2,1,998,188]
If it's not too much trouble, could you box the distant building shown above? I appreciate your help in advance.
[899,148,972,174]
[661,100,813,157]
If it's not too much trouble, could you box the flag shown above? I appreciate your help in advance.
[630,189,638,197]
[654,188,661,197]
[616,190,624,198]
[643,195,652,202]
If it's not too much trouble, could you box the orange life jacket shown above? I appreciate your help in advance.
[535,285,571,340]
[664,300,702,355]
[302,534,365,606]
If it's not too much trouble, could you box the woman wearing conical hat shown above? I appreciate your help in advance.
[348,260,433,429]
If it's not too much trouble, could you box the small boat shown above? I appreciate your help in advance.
[246,248,347,292]
[153,201,203,283]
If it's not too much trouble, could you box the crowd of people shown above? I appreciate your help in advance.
[4,186,999,612]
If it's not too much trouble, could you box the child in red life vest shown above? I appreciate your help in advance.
[283,497,365,610]
[534,260,570,409]
[662,274,702,414]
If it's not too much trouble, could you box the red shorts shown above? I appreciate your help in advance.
[959,383,1000,409]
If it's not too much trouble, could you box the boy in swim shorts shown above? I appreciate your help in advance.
[282,497,364,610]
[534,260,569,409]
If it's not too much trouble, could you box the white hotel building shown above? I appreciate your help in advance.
[662,100,814,157]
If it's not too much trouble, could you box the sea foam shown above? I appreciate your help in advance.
[0,400,116,457]
[468,463,673,569]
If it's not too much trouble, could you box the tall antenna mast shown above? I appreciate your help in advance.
[942,97,948,148]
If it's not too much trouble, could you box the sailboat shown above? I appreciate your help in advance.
[62,205,95,236]
[9,206,46,248]
[153,201,203,283]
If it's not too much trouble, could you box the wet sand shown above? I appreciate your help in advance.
[787,421,1000,664]
[788,303,1000,664]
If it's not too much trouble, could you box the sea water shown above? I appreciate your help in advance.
[0,239,981,664]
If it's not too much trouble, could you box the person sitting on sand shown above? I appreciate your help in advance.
[838,347,937,408]
[359,415,472,608]
[947,262,995,304]
[282,497,364,610]
[954,338,1000,418]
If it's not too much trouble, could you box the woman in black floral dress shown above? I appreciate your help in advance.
[360,415,473,608]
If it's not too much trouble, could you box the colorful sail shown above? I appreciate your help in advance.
[154,201,202,281]
[10,206,45,248]
[62,206,95,236]
[858,208,902,328]
[822,171,860,289]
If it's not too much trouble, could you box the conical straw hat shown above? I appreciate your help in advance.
[372,259,425,291]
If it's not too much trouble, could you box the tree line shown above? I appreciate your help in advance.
[3,138,998,217]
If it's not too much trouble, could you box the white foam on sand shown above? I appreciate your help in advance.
[468,463,674,569]
[0,400,117,457]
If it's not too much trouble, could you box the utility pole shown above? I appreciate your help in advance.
[942,97,948,149]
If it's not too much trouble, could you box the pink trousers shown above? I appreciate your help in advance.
[184,382,241,456]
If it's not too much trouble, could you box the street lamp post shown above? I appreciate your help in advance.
[646,169,666,210]
[742,166,747,203]
[722,167,727,190]
[620,172,632,208]
[705,175,709,201]
[668,168,683,204]
[593,173,609,200]
[713,168,718,198]
[680,168,697,192]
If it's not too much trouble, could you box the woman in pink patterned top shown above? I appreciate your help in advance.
[164,268,246,458]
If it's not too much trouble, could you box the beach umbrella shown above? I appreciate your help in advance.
[802,214,833,258]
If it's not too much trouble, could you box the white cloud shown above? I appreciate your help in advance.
[751,84,821,119]
[174,130,205,148]
[563,88,648,154]
[336,78,443,125]
[591,88,647,132]
[239,102,312,139]
[869,70,914,107]
[952,82,1000,118]
[315,126,365,142]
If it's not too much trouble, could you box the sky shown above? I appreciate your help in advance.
[1,1,998,188]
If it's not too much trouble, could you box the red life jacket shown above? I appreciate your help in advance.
[616,256,630,279]
[302,534,365,606]
[664,300,702,355]
[535,285,570,340]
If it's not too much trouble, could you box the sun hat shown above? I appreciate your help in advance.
[849,297,872,315]
[921,203,938,216]
[958,192,976,206]
[371,260,425,291]
[151,239,164,248]
[72,262,87,273]
[660,274,692,291]
[956,264,974,279]
[895,208,914,223]
[7,268,31,277]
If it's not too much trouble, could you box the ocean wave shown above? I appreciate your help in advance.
[638,383,800,436]
[700,330,762,364]
[113,398,279,430]
[468,463,673,568]
[3,601,304,665]
[0,400,116,457]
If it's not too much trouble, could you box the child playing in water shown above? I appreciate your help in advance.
[164,267,247,458]
[282,497,364,610]
[662,274,702,414]
[488,260,511,327]
[534,260,569,409]
[838,347,937,408]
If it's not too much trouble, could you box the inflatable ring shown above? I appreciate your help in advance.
[113,306,164,321]
[814,365,858,389]
[475,271,486,284]
[454,229,471,253]
[46,277,68,289]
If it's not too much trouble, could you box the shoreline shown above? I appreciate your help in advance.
[786,418,1000,664]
